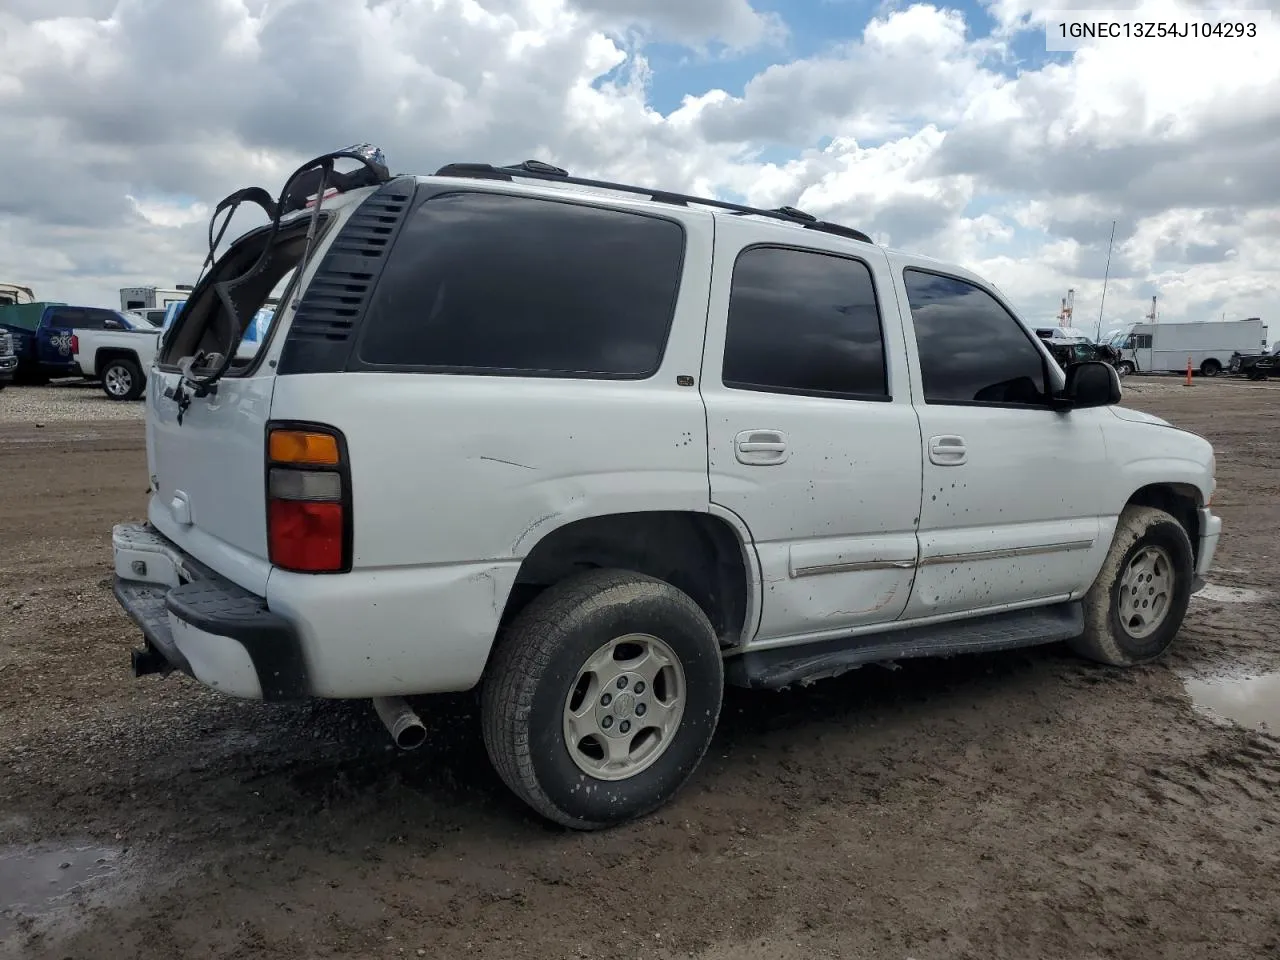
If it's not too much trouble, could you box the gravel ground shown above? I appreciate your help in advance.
[1,376,1279,960]
[0,383,145,424]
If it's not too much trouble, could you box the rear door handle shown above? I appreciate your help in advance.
[928,435,967,465]
[735,429,789,465]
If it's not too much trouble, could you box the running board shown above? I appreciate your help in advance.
[725,602,1085,690]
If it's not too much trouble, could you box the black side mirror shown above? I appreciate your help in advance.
[1059,360,1122,409]
[103,318,123,330]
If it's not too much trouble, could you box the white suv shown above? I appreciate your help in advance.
[111,150,1222,830]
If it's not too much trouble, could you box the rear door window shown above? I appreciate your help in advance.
[722,245,889,400]
[357,191,686,378]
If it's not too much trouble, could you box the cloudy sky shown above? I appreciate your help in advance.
[1,0,1277,335]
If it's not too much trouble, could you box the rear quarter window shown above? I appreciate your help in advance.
[356,191,686,378]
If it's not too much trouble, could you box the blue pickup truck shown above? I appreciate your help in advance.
[0,302,157,384]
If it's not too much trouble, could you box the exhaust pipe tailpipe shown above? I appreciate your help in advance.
[372,696,428,750]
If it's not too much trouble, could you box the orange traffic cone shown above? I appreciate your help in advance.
[1184,355,1193,386]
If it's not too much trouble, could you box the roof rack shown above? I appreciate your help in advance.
[433,160,874,246]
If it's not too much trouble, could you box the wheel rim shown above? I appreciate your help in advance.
[1119,545,1175,640]
[104,366,132,396]
[561,633,686,782]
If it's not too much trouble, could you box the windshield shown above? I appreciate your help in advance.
[121,311,157,329]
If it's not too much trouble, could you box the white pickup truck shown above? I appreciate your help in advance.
[108,152,1222,830]
[73,325,159,400]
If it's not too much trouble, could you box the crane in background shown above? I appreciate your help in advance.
[1058,288,1075,324]
[1145,296,1158,324]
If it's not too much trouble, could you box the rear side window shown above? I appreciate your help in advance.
[722,246,889,400]
[48,308,88,329]
[904,269,1049,407]
[358,192,685,378]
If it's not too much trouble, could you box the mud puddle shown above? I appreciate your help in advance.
[1193,583,1267,604]
[0,844,124,942]
[1183,669,1280,733]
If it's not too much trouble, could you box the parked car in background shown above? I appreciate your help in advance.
[0,302,155,384]
[110,153,1222,831]
[1033,325,1094,345]
[1034,327,1124,375]
[0,329,16,390]
[72,323,160,400]
[132,307,169,327]
[1228,343,1280,380]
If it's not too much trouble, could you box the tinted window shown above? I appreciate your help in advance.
[358,192,685,378]
[722,246,888,399]
[84,309,123,329]
[47,308,87,329]
[904,269,1048,406]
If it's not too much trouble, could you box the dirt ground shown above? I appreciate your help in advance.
[2,377,1279,960]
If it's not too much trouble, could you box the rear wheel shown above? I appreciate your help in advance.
[102,357,144,401]
[1200,359,1222,377]
[481,568,724,830]
[1070,506,1194,667]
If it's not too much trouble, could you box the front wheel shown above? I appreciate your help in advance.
[101,357,144,401]
[481,569,724,830]
[1116,361,1135,377]
[1070,506,1194,667]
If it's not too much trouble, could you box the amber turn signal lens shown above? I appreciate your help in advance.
[269,429,340,465]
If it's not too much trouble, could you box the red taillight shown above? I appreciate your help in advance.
[268,500,344,571]
[70,334,79,354]
[266,424,350,574]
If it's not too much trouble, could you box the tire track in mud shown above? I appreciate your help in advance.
[5,384,1280,959]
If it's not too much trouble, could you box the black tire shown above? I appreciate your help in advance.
[0,382,7,392]
[1069,506,1194,667]
[101,357,144,401]
[1200,359,1222,377]
[1116,361,1135,377]
[481,568,724,830]
[15,365,48,386]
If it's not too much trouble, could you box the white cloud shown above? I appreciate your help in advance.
[0,0,1276,330]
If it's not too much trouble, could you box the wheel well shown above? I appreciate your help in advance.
[1125,484,1201,561]
[502,511,751,648]
[95,347,140,372]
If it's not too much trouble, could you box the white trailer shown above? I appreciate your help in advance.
[1108,319,1267,377]
[119,285,193,312]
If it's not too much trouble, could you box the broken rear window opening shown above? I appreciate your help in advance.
[157,217,327,375]
[160,144,392,392]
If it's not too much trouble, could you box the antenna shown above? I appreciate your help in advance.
[1096,220,1116,340]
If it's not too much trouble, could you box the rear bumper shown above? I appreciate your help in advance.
[112,522,307,700]
[1192,506,1222,593]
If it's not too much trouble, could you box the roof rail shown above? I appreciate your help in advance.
[433,160,875,245]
